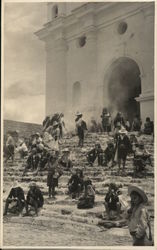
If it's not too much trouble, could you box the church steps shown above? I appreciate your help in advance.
[3,133,154,233]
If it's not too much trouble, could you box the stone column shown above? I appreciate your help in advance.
[137,5,154,121]
[84,28,98,120]
[45,37,68,116]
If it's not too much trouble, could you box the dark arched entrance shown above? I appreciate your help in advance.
[107,57,141,123]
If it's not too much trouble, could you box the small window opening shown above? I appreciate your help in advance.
[77,36,86,48]
[52,5,58,19]
[118,22,128,35]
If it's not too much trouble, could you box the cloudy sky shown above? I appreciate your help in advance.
[3,3,47,124]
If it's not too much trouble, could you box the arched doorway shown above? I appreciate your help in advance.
[106,57,141,123]
[72,82,81,107]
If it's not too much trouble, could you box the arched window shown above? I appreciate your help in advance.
[52,5,58,19]
[73,82,81,106]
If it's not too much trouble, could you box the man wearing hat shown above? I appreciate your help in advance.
[101,107,112,133]
[75,112,87,147]
[25,182,44,216]
[127,185,153,246]
[47,153,63,198]
[115,127,131,174]
[4,132,15,163]
[59,148,73,171]
[113,112,125,130]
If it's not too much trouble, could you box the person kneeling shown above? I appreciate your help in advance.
[77,178,95,209]
[104,183,121,220]
[4,181,25,216]
[87,143,103,166]
[25,182,44,216]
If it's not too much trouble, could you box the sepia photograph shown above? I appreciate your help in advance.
[1,0,155,248]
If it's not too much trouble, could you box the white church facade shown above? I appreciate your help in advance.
[36,2,154,124]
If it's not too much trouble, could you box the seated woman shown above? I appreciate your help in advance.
[22,148,40,175]
[133,141,152,178]
[4,181,25,216]
[59,148,73,171]
[77,178,95,209]
[104,183,121,220]
[68,168,84,199]
[16,139,28,159]
[25,182,44,216]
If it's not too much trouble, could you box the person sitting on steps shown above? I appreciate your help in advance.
[104,141,116,167]
[68,168,84,199]
[59,148,73,171]
[133,140,152,178]
[77,178,95,209]
[87,143,104,166]
[104,183,121,220]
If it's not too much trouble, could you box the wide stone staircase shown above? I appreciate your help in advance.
[3,132,154,245]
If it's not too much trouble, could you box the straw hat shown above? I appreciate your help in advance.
[75,111,82,116]
[53,121,59,127]
[128,185,148,203]
[62,148,70,153]
[119,127,128,134]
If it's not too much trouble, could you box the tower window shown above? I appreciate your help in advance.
[77,36,86,48]
[73,82,81,106]
[117,22,128,34]
[52,5,58,19]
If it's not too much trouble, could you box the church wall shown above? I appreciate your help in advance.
[36,2,154,124]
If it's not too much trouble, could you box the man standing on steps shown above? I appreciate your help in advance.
[4,132,15,163]
[46,152,63,199]
[115,127,131,175]
[75,112,87,147]
[4,181,26,216]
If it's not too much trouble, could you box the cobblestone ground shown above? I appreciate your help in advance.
[3,132,154,247]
